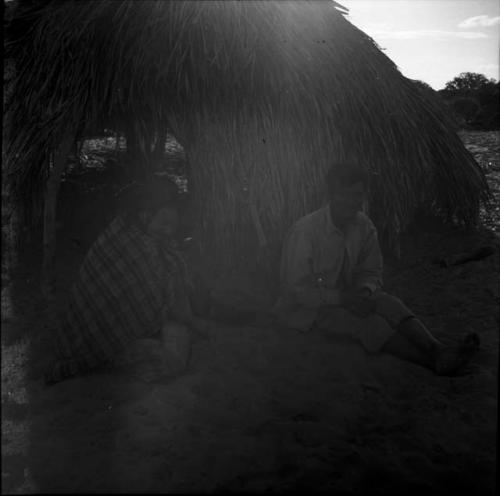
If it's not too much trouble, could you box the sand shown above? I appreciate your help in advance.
[2,130,499,493]
[2,219,498,494]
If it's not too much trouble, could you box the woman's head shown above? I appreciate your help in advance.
[147,204,179,239]
[116,177,181,230]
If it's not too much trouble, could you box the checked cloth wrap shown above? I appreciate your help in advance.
[46,215,188,383]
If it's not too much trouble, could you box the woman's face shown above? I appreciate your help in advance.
[147,206,179,239]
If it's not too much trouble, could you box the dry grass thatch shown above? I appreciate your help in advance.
[4,0,492,271]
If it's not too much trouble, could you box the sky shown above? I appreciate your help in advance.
[340,0,500,89]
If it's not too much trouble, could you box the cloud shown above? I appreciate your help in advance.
[475,63,500,76]
[458,15,500,28]
[367,29,488,40]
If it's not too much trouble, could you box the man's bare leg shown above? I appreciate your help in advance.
[317,307,433,370]
[396,316,480,375]
[316,301,479,375]
[381,330,434,369]
[397,316,443,353]
[374,293,479,375]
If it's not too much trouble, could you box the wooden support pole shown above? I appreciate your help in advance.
[1,179,20,284]
[41,135,74,300]
[152,121,167,163]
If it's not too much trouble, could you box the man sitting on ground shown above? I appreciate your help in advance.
[273,163,479,375]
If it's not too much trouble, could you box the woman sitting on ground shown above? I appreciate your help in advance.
[45,178,206,385]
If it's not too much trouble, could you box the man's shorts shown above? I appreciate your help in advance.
[315,292,415,353]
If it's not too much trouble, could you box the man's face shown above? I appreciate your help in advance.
[329,181,366,227]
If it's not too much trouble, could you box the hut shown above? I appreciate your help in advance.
[3,0,491,294]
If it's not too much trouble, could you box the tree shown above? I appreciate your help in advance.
[438,72,499,130]
[452,97,481,126]
[443,72,493,94]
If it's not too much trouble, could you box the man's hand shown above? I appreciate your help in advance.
[340,287,376,318]
[294,271,330,308]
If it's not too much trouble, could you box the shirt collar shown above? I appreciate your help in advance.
[324,204,339,235]
[324,203,362,235]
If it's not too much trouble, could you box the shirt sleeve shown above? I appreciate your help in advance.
[353,226,383,294]
[280,226,312,288]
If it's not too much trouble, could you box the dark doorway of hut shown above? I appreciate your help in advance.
[57,130,186,241]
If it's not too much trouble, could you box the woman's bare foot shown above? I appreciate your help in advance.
[433,332,480,376]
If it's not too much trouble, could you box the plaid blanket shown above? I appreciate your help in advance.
[46,215,188,383]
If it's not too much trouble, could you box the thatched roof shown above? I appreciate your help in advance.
[4,0,491,270]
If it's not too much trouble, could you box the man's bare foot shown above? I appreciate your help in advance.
[433,332,480,376]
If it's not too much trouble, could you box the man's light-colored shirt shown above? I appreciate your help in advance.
[273,204,383,331]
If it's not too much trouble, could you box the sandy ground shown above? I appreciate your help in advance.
[2,133,499,494]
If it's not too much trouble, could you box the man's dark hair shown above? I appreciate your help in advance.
[325,162,369,193]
